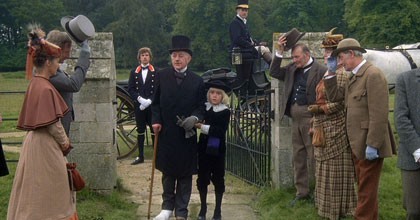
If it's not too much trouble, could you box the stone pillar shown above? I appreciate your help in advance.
[270,31,326,188]
[65,32,117,193]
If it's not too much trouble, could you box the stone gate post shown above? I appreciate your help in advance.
[270,31,326,188]
[65,32,117,193]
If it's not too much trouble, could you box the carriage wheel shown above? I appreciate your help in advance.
[116,90,138,159]
[231,96,270,143]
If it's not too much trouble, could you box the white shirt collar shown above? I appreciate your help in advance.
[303,57,313,73]
[176,66,188,73]
[205,102,228,112]
[352,59,367,75]
[236,14,246,24]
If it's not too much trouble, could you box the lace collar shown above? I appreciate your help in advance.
[205,102,228,112]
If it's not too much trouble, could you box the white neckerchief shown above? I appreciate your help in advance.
[205,102,228,112]
[352,59,367,75]
[236,14,247,24]
[303,57,314,73]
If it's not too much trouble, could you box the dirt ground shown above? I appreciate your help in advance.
[116,158,261,220]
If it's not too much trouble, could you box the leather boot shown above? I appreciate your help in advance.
[131,134,145,165]
[197,189,207,220]
[212,192,223,220]
[262,52,272,65]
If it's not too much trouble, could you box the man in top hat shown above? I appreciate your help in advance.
[47,15,94,135]
[324,38,396,219]
[269,33,327,205]
[151,35,206,220]
[229,0,272,89]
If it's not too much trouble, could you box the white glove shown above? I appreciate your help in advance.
[139,104,146,111]
[365,145,379,160]
[137,96,152,109]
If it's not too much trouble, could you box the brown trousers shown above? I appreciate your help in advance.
[290,103,315,197]
[353,155,383,220]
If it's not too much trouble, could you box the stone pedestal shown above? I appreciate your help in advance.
[65,32,117,193]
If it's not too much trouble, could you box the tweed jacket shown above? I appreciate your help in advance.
[49,49,90,135]
[128,64,157,103]
[324,61,396,160]
[395,68,420,171]
[269,56,327,119]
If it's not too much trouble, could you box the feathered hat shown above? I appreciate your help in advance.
[321,27,344,48]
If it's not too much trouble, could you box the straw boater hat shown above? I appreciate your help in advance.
[283,28,305,51]
[236,0,249,9]
[61,15,95,44]
[321,27,343,48]
[331,38,367,56]
[168,35,193,56]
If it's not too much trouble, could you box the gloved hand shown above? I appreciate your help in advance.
[137,96,152,108]
[307,105,324,114]
[185,129,196,138]
[327,56,337,73]
[180,116,198,131]
[366,145,379,160]
[80,40,91,53]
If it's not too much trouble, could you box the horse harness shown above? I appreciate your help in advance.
[399,50,418,69]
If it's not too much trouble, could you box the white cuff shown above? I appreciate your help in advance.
[275,51,283,58]
[201,124,210,135]
[413,148,420,163]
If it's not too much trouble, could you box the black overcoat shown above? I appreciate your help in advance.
[152,67,206,177]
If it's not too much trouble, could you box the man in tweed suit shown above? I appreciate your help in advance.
[325,38,396,219]
[270,35,327,205]
[395,68,420,220]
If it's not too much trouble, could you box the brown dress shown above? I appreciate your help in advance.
[313,68,357,219]
[7,76,75,220]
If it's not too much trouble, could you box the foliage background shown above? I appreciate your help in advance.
[1,0,419,71]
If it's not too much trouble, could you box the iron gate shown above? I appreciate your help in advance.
[226,89,272,187]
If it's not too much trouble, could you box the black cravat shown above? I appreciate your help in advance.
[174,70,186,85]
[142,66,149,70]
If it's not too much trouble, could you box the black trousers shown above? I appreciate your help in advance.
[134,104,153,136]
[161,174,193,218]
[197,152,226,193]
[0,139,9,177]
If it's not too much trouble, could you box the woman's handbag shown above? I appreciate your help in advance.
[66,163,85,191]
[312,125,325,148]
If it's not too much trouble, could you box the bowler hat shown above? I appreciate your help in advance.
[321,27,344,48]
[168,35,193,56]
[283,28,305,51]
[236,0,249,9]
[331,38,367,56]
[61,15,95,44]
[205,80,232,93]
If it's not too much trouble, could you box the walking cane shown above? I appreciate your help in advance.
[147,131,159,220]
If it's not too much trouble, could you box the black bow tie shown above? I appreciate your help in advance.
[142,66,149,70]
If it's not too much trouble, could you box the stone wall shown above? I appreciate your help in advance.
[270,31,326,188]
[64,32,117,193]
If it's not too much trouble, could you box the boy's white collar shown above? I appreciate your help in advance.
[205,102,228,112]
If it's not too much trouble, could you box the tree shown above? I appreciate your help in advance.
[344,0,420,48]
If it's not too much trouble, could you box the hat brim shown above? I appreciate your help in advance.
[168,48,193,57]
[236,4,249,9]
[60,16,82,43]
[205,81,232,93]
[331,46,367,57]
[284,32,306,51]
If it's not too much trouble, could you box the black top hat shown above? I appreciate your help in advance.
[236,0,249,9]
[168,35,193,56]
[283,28,305,51]
[205,80,232,93]
[61,15,95,44]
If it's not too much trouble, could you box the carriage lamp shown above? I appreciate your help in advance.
[232,47,242,65]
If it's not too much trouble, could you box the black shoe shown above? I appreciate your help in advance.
[131,157,144,165]
[211,216,221,220]
[197,216,206,220]
[289,195,311,207]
